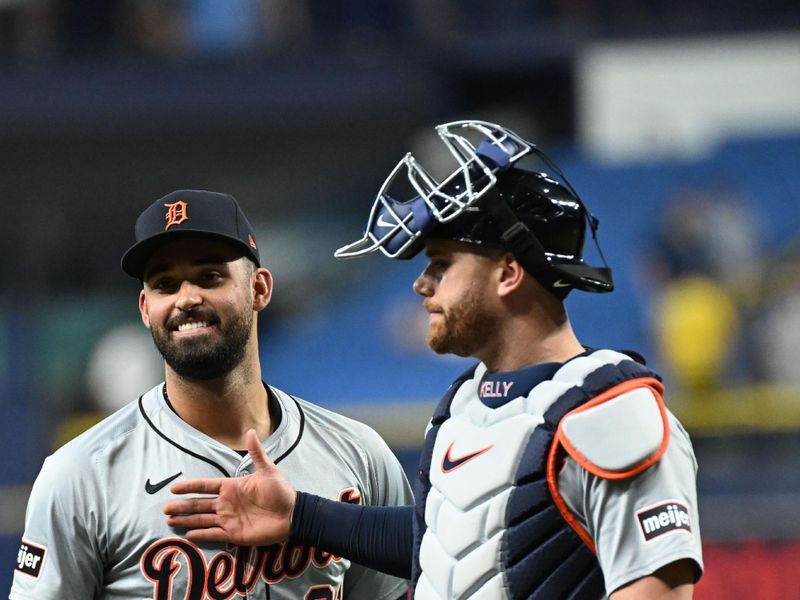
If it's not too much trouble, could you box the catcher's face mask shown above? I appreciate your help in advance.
[334,120,531,260]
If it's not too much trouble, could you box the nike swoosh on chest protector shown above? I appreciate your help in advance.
[441,442,493,473]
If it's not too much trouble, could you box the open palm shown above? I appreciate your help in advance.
[163,429,296,546]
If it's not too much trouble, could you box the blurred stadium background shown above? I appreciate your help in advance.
[1,1,800,597]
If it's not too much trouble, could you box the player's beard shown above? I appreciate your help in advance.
[425,283,497,358]
[150,306,253,381]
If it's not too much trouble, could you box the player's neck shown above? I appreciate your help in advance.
[474,274,583,372]
[479,312,584,373]
[163,355,271,450]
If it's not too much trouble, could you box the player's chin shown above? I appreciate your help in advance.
[427,326,451,355]
[428,328,476,358]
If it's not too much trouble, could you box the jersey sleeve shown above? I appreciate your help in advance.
[9,452,105,599]
[558,412,704,595]
[342,424,414,600]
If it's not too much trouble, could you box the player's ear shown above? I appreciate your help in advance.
[138,289,151,328]
[496,252,526,298]
[252,267,273,312]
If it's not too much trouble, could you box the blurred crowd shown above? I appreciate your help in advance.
[647,184,800,392]
[1,0,798,62]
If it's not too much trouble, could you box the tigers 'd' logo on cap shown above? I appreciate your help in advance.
[164,200,188,230]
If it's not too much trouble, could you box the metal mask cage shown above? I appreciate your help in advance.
[334,120,532,260]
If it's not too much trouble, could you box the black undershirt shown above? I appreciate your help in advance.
[291,493,414,579]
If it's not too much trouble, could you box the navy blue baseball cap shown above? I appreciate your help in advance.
[121,189,261,278]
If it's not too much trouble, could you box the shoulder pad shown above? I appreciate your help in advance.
[558,384,669,480]
[552,349,634,387]
[586,349,633,366]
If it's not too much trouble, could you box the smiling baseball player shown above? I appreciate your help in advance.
[10,190,412,600]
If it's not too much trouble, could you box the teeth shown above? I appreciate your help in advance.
[177,321,209,332]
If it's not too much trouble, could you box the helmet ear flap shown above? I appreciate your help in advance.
[529,269,574,300]
[539,263,615,298]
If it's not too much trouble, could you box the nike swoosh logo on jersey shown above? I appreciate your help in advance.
[145,472,182,495]
[552,279,572,288]
[441,442,493,473]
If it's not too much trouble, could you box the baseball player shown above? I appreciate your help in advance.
[164,122,704,598]
[10,190,413,600]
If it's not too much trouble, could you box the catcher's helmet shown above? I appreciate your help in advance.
[335,120,613,297]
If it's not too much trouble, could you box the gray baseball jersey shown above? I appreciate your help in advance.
[10,383,412,600]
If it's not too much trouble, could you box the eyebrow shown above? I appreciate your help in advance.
[144,256,233,280]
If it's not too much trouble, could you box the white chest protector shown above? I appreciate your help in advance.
[413,350,668,600]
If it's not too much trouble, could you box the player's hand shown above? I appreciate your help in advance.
[163,429,296,546]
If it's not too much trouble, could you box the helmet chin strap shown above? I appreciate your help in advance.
[478,194,548,269]
[480,195,568,298]
[468,146,553,278]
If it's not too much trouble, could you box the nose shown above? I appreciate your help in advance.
[175,281,202,311]
[413,270,434,298]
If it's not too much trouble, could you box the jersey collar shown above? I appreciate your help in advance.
[478,349,593,408]
[478,363,561,408]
